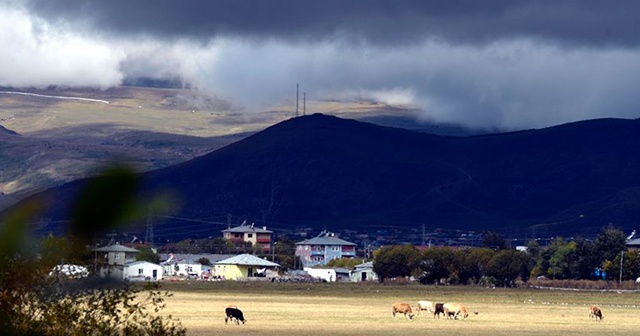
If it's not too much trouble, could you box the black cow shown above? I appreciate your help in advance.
[433,303,445,319]
[225,307,246,325]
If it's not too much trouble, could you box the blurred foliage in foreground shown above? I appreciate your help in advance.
[0,165,186,335]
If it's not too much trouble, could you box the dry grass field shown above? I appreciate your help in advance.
[155,281,640,336]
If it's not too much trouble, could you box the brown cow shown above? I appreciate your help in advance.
[443,303,469,320]
[589,305,603,320]
[392,302,415,320]
[433,303,445,318]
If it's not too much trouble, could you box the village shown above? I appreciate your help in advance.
[90,223,382,283]
[86,222,433,282]
[83,220,635,284]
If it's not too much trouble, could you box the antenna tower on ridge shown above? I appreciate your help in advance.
[145,207,154,247]
[295,83,299,117]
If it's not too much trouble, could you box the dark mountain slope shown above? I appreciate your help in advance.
[143,114,461,226]
[10,114,640,240]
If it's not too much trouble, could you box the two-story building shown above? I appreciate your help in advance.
[94,243,162,281]
[222,223,272,252]
[295,231,357,267]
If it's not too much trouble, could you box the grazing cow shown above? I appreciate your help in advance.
[433,303,445,318]
[432,303,446,318]
[443,303,469,320]
[392,302,415,320]
[589,305,603,320]
[417,300,434,315]
[225,306,246,325]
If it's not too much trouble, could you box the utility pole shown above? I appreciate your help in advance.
[145,207,154,247]
[295,83,299,117]
[422,223,425,247]
[620,250,624,283]
[303,92,306,115]
[272,242,277,262]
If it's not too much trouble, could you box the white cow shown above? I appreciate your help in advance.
[417,300,434,315]
[443,303,469,320]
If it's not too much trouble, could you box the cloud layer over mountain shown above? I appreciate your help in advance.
[2,0,640,129]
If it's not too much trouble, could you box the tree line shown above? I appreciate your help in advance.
[372,227,635,286]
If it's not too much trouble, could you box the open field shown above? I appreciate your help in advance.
[156,281,640,336]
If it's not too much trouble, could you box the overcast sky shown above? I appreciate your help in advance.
[2,0,640,130]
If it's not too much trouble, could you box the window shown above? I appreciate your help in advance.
[247,233,253,238]
[138,268,143,275]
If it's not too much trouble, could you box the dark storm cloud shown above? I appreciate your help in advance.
[22,0,640,47]
[5,0,640,130]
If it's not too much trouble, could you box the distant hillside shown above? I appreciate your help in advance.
[12,114,640,241]
[0,125,19,136]
[3,85,477,212]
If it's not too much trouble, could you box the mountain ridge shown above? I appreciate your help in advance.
[8,114,640,241]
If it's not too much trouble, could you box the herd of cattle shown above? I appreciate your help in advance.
[392,301,469,320]
[391,301,604,322]
[224,302,604,325]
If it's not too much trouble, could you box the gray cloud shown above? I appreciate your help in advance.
[3,0,640,130]
[20,0,640,47]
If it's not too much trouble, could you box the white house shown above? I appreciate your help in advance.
[123,261,163,281]
[159,253,235,278]
[94,243,140,279]
[304,267,336,282]
[303,267,350,282]
[94,243,162,281]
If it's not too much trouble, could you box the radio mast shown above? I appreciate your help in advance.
[295,83,299,117]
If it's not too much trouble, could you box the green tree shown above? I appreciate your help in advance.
[594,227,627,266]
[546,237,575,279]
[418,247,458,284]
[487,249,531,286]
[137,245,160,263]
[460,248,495,284]
[609,250,640,281]
[327,258,364,269]
[208,237,233,254]
[525,240,546,278]
[482,232,507,249]
[571,238,598,279]
[272,235,298,271]
[372,245,420,282]
[197,257,212,266]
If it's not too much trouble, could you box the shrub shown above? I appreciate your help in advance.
[0,166,187,335]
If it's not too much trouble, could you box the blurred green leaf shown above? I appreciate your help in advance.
[70,165,142,239]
